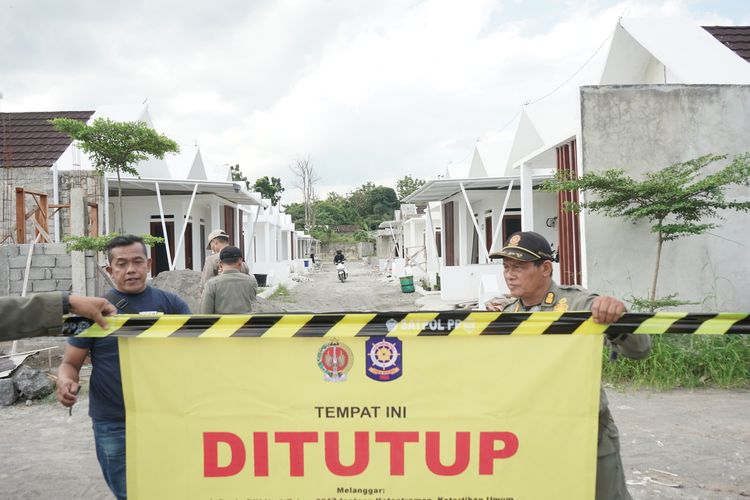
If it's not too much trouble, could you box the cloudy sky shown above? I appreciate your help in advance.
[1,0,747,202]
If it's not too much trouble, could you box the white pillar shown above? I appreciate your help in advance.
[210,200,221,230]
[70,188,87,296]
[520,163,534,231]
[457,197,468,265]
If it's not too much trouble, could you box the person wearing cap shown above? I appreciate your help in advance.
[201,228,249,285]
[488,231,650,500]
[200,246,258,314]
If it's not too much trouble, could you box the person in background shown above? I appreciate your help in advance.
[201,228,249,285]
[0,293,116,341]
[490,231,651,500]
[56,235,190,500]
[200,246,258,314]
[333,249,345,264]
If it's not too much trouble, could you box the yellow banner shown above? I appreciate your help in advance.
[120,335,602,499]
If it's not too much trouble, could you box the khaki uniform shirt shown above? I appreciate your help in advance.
[501,281,652,456]
[0,292,64,341]
[200,269,258,314]
[200,252,250,285]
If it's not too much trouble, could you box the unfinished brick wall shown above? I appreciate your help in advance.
[0,243,100,296]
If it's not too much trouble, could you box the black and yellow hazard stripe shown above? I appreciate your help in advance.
[66,311,750,338]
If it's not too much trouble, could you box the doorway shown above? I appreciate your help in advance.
[150,220,175,277]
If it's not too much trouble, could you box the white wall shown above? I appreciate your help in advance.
[581,85,750,310]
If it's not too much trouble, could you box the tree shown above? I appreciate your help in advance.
[253,176,285,206]
[348,182,399,229]
[396,174,426,200]
[51,118,179,232]
[289,155,319,229]
[230,164,251,190]
[544,153,750,310]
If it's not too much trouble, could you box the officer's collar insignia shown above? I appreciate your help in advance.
[553,297,568,312]
[544,292,555,304]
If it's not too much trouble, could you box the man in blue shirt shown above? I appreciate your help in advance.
[55,235,190,500]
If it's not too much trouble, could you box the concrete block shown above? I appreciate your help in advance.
[43,244,69,255]
[21,268,51,280]
[32,280,57,292]
[0,379,18,406]
[53,267,72,279]
[0,248,9,293]
[9,256,30,268]
[55,254,72,268]
[9,281,25,294]
[18,244,45,256]
[56,280,72,291]
[13,255,56,268]
[3,245,20,258]
[9,269,23,281]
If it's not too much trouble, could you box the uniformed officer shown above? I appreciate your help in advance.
[488,231,651,500]
[0,293,116,341]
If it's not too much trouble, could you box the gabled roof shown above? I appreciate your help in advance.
[0,111,94,167]
[54,105,173,178]
[601,18,750,84]
[167,145,208,181]
[704,26,750,63]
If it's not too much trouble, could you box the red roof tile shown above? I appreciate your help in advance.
[0,111,94,168]
[704,26,750,63]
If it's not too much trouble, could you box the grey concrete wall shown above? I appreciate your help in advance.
[0,243,99,297]
[580,84,750,311]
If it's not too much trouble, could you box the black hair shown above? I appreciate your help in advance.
[220,256,242,265]
[106,234,147,263]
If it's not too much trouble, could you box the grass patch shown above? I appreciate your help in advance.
[602,335,750,390]
[269,284,290,299]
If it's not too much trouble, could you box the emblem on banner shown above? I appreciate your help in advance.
[365,337,402,382]
[317,341,353,382]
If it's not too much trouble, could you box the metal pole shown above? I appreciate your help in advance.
[459,181,491,263]
[490,179,514,251]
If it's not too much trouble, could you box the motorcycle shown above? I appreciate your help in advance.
[336,261,348,282]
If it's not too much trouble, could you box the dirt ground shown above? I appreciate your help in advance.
[1,260,748,499]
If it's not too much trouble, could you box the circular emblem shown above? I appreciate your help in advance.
[509,234,521,245]
[368,339,400,370]
[317,341,353,382]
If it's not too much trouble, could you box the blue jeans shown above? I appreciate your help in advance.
[92,420,127,500]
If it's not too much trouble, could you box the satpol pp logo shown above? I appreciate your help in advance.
[365,337,403,382]
[385,318,399,333]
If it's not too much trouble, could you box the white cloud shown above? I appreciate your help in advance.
[1,0,745,204]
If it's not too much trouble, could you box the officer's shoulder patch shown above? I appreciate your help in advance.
[544,292,555,304]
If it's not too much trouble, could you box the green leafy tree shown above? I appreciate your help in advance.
[544,153,750,310]
[283,202,306,230]
[253,176,285,206]
[63,233,164,253]
[230,164,251,190]
[50,118,179,233]
[396,174,426,200]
